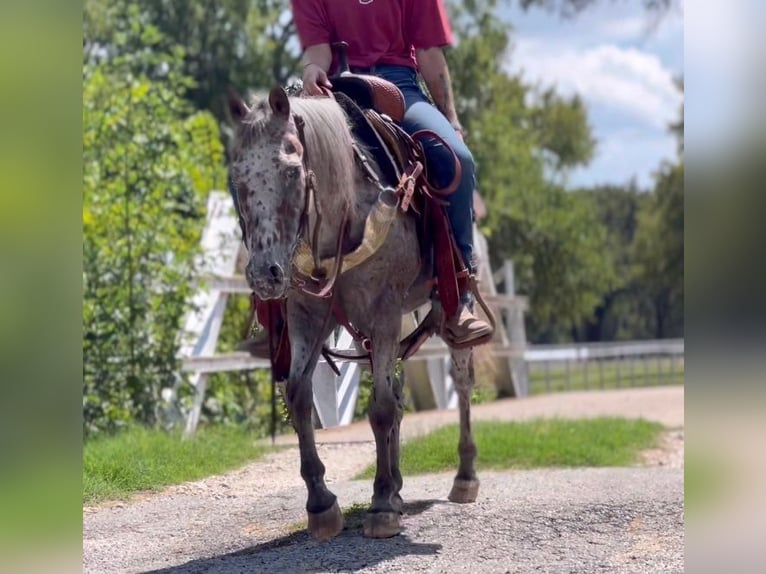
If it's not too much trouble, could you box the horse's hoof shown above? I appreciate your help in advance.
[307,501,344,542]
[363,511,401,538]
[448,478,479,503]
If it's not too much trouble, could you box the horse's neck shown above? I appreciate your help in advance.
[309,166,374,255]
[312,181,349,220]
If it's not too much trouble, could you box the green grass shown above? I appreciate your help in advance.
[528,358,684,395]
[83,425,273,504]
[357,417,664,479]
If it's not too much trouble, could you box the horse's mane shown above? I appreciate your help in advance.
[288,97,357,213]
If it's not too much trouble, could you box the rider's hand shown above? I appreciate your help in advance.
[303,63,332,96]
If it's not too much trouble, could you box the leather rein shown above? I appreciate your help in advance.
[291,112,350,300]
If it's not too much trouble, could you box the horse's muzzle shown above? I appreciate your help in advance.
[246,259,288,300]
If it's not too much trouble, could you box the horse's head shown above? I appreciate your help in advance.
[228,87,306,300]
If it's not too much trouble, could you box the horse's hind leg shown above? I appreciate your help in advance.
[448,347,480,503]
[364,317,404,538]
[284,297,343,542]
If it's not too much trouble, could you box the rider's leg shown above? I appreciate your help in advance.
[375,67,475,273]
[375,66,491,345]
[402,100,476,276]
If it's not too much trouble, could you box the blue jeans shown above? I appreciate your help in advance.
[372,66,477,283]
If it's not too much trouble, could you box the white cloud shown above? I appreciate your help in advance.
[496,2,683,186]
[570,127,677,189]
[508,41,682,129]
[598,16,647,41]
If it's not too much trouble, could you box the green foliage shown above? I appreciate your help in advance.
[83,425,272,503]
[569,171,683,341]
[198,294,292,436]
[357,417,664,478]
[632,161,684,337]
[531,90,595,172]
[352,362,415,422]
[517,0,674,18]
[84,0,298,122]
[569,184,653,340]
[82,41,225,436]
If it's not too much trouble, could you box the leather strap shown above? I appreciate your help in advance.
[410,129,462,197]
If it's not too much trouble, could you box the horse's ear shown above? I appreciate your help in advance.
[228,88,250,122]
[268,86,290,119]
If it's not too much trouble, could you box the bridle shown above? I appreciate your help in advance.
[291,112,350,301]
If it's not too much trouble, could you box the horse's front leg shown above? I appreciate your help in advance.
[448,347,480,503]
[363,317,404,539]
[389,366,405,513]
[284,297,343,541]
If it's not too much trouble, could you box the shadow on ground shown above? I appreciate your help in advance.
[146,500,444,574]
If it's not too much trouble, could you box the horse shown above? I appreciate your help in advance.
[227,85,480,541]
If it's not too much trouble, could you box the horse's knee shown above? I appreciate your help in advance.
[368,389,396,430]
[285,379,312,418]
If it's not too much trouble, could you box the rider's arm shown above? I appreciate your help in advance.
[291,0,331,71]
[408,0,462,132]
[416,47,462,131]
[302,43,332,73]
[291,0,333,92]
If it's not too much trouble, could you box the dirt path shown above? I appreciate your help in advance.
[83,387,684,574]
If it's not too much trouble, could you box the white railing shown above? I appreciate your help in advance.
[524,338,684,394]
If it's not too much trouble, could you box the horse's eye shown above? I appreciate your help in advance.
[283,165,301,181]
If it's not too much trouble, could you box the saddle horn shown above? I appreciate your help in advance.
[332,41,351,76]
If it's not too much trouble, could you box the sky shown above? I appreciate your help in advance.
[496,1,684,190]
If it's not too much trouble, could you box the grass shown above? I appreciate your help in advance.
[83,425,273,504]
[357,417,664,479]
[527,358,684,395]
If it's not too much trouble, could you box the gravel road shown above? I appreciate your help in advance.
[83,388,684,574]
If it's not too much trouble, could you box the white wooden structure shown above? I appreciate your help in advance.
[177,192,529,434]
[177,192,241,435]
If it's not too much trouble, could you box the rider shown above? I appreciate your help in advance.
[291,0,492,346]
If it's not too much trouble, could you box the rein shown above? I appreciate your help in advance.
[292,112,350,300]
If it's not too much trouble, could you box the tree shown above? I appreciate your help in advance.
[571,183,657,341]
[82,42,225,435]
[632,161,683,337]
[83,1,297,123]
[572,77,683,342]
[518,0,675,18]
[631,78,683,339]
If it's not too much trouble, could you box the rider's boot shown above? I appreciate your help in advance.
[444,281,493,347]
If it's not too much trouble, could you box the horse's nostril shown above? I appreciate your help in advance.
[269,264,283,281]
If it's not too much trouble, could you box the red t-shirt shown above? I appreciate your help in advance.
[291,0,454,71]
